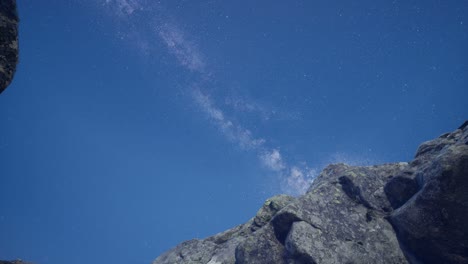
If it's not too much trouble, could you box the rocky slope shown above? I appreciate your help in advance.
[153,121,468,264]
[0,0,19,94]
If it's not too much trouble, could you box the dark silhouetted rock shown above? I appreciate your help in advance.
[153,121,468,264]
[0,0,19,94]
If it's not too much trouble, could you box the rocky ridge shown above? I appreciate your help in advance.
[0,0,19,94]
[0,1,466,263]
[153,122,468,264]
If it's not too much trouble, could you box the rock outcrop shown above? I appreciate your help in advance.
[0,0,19,94]
[153,121,468,264]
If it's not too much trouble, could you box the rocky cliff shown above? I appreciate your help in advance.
[153,122,468,264]
[0,0,19,94]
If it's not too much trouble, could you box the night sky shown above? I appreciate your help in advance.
[0,0,467,263]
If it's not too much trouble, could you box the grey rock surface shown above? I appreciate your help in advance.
[390,121,468,264]
[0,0,19,94]
[153,121,468,264]
[154,195,296,264]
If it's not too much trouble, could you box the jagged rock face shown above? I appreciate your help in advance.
[238,163,409,264]
[389,121,468,264]
[153,121,468,264]
[0,0,19,94]
[154,195,297,264]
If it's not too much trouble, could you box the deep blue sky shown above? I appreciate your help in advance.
[1,0,467,263]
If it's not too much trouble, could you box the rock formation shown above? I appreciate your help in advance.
[0,0,19,94]
[153,121,468,264]
[0,1,466,263]
[0,2,23,262]
[0,0,23,258]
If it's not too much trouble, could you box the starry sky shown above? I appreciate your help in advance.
[0,0,467,263]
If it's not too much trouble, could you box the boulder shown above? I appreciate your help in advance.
[0,0,19,94]
[153,121,468,264]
